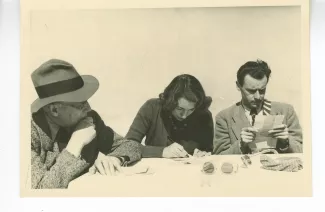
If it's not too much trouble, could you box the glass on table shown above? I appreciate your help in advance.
[200,161,216,187]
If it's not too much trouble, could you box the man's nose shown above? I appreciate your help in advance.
[254,90,261,99]
[82,101,91,111]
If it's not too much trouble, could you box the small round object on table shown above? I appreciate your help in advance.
[221,162,234,174]
[202,162,215,174]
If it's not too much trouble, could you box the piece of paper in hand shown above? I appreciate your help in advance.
[273,115,285,127]
[253,115,265,129]
[255,141,270,149]
[257,116,276,148]
[248,115,264,150]
[252,115,285,149]
[263,116,275,132]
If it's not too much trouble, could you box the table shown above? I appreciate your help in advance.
[68,153,311,197]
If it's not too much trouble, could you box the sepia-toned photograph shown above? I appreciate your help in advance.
[20,0,311,197]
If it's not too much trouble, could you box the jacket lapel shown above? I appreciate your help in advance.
[36,121,55,152]
[231,103,251,140]
[32,111,55,152]
[269,103,279,116]
[230,100,275,140]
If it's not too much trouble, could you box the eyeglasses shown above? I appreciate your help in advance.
[60,101,89,110]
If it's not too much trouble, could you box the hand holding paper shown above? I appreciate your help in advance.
[240,127,258,144]
[268,124,289,150]
[248,115,285,150]
[268,124,289,140]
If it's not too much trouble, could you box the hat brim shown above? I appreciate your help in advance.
[31,75,99,113]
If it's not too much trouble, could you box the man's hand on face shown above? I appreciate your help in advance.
[89,152,123,176]
[74,116,94,130]
[65,117,96,158]
[72,117,96,146]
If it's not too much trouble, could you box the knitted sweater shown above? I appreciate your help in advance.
[31,110,142,189]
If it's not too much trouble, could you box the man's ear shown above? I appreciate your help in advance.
[236,81,241,91]
[48,104,60,117]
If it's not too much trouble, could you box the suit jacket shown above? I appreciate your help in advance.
[213,101,303,155]
[31,110,142,189]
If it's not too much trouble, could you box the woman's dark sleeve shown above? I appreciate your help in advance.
[179,110,214,154]
[125,100,165,158]
[195,110,214,152]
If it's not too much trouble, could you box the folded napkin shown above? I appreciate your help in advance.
[260,155,303,172]
[87,165,154,176]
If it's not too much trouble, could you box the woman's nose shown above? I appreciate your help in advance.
[181,111,189,119]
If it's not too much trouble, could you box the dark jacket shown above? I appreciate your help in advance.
[125,98,214,158]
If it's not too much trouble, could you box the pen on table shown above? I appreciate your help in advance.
[167,136,193,158]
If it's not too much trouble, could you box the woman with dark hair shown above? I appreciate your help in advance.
[125,74,214,158]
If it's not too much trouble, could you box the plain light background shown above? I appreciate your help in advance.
[27,6,302,136]
[0,0,324,211]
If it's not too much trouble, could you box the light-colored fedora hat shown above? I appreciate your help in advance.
[31,59,99,113]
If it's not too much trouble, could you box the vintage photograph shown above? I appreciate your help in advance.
[20,0,311,197]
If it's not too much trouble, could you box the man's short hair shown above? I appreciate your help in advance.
[237,59,272,86]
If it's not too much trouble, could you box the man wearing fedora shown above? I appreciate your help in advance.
[30,59,142,189]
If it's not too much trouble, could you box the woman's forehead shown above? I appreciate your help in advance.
[177,97,196,109]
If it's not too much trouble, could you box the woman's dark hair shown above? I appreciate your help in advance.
[237,59,272,86]
[159,74,212,112]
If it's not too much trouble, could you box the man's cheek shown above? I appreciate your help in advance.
[84,103,91,111]
[70,112,81,124]
[69,113,76,123]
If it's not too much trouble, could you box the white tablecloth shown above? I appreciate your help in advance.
[68,153,310,196]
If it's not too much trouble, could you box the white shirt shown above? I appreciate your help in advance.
[243,100,271,126]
